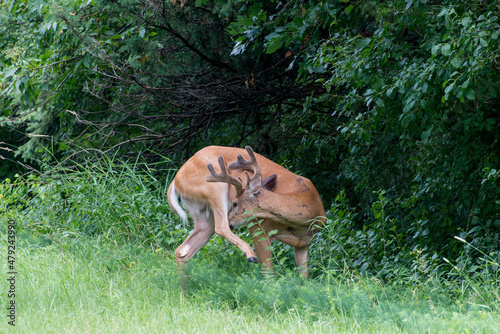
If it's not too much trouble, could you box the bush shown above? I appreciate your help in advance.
[0,157,185,250]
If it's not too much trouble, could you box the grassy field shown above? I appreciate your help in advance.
[1,163,498,333]
[1,232,498,334]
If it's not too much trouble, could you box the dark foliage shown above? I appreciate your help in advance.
[1,0,499,279]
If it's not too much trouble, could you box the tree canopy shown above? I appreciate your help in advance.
[1,0,499,276]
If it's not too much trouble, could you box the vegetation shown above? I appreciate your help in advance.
[1,233,498,333]
[4,238,500,333]
[1,164,499,332]
[1,159,499,332]
[1,0,499,331]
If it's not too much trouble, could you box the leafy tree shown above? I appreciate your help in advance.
[232,0,500,271]
[1,0,324,165]
[1,0,499,277]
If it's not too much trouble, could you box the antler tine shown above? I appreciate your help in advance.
[228,146,262,177]
[205,155,243,196]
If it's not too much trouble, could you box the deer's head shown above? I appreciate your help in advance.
[205,146,277,229]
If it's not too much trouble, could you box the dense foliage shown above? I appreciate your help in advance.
[1,0,499,280]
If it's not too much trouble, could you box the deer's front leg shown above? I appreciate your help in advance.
[249,220,274,275]
[212,208,257,262]
[294,245,309,278]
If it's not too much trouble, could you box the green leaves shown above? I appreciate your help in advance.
[228,1,338,58]
[356,38,371,50]
[461,16,472,28]
[440,43,451,56]
[299,0,500,276]
[3,67,19,79]
[1,0,499,284]
[463,87,475,101]
[345,5,354,15]
[264,32,284,54]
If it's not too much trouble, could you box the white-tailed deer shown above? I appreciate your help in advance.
[167,145,326,291]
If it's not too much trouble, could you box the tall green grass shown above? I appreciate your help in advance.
[1,156,499,332]
[0,234,499,333]
[0,156,183,249]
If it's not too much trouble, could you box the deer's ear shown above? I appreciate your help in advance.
[262,174,277,191]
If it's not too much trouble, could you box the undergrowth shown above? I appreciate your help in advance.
[1,156,499,332]
[0,157,184,250]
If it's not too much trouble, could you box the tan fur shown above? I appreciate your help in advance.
[168,146,326,292]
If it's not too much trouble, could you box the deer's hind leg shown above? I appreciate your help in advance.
[175,200,215,292]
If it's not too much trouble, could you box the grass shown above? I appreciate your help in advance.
[1,232,499,333]
[1,158,499,332]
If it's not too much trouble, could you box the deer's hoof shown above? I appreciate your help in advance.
[247,256,258,263]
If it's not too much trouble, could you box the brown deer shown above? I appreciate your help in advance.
[167,146,326,291]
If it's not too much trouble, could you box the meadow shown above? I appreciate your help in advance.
[2,1,499,332]
[1,160,499,333]
[1,233,498,333]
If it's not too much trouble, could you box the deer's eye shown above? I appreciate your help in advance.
[232,202,238,209]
